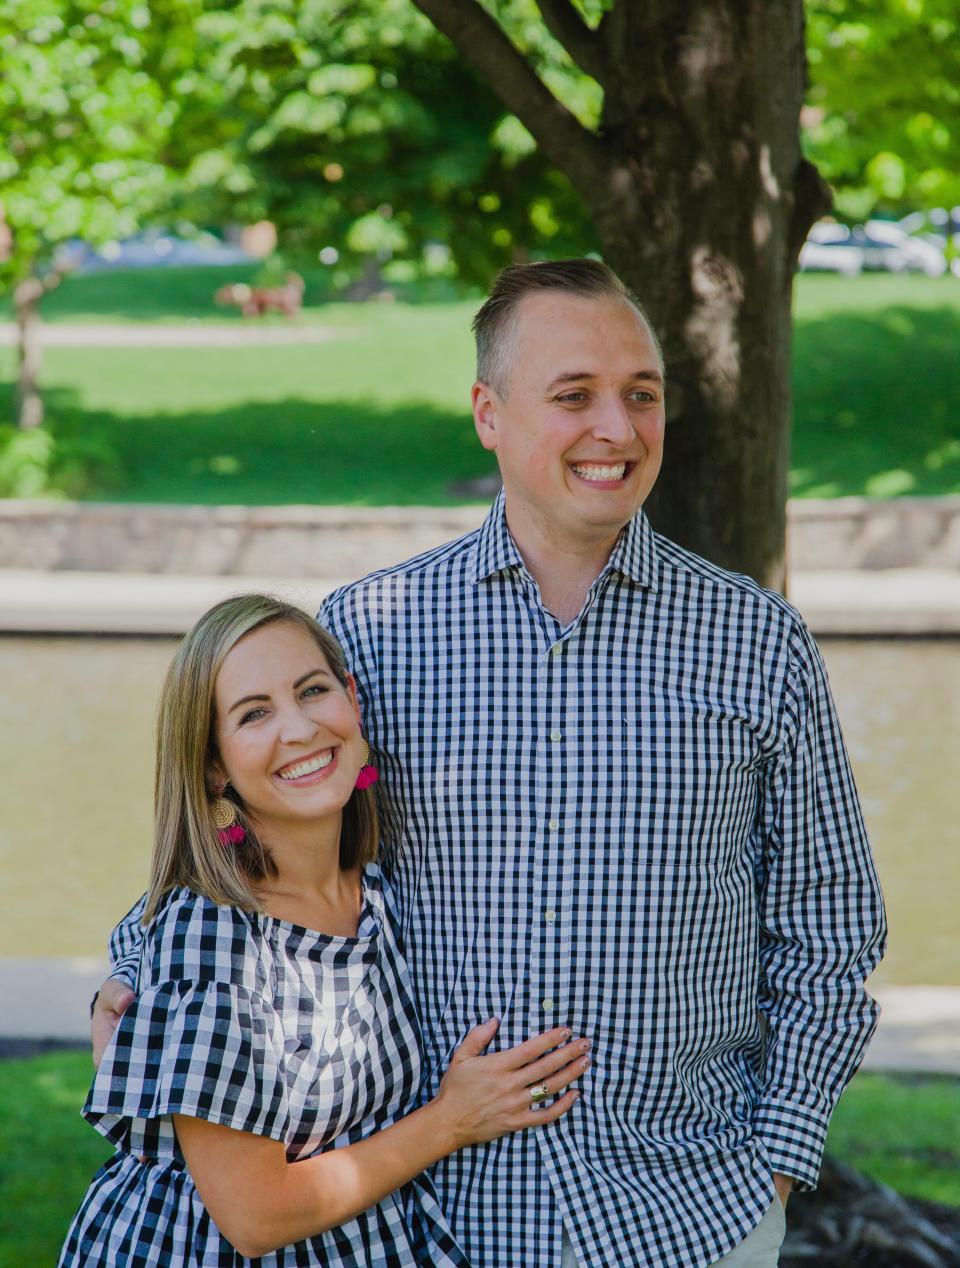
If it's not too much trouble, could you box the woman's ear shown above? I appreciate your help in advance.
[207,760,227,796]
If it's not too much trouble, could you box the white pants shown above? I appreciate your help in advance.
[560,1198,786,1267]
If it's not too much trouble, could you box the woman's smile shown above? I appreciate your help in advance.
[274,747,338,785]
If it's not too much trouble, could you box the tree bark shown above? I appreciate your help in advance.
[411,0,832,588]
[13,270,61,431]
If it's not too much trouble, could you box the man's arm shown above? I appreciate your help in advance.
[91,893,147,1065]
[753,618,887,1192]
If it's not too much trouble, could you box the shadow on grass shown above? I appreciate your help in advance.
[791,304,960,498]
[0,384,496,504]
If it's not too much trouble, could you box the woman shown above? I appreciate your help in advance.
[60,594,588,1266]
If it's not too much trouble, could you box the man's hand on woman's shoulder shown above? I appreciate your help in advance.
[91,978,135,1066]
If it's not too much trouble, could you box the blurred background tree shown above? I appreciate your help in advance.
[805,0,960,223]
[0,0,197,429]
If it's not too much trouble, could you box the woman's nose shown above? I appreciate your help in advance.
[277,704,320,743]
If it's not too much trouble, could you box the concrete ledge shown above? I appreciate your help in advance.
[2,497,960,577]
[3,568,959,637]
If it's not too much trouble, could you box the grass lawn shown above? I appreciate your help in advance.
[0,270,958,503]
[0,1052,956,1267]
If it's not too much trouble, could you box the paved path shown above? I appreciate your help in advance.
[0,321,344,347]
[0,957,955,1073]
[3,568,959,636]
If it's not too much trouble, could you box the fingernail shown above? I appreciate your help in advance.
[581,1056,591,1069]
[560,1028,572,1043]
[580,1039,591,1052]
[572,1091,580,1101]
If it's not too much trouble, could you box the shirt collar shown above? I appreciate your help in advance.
[469,490,659,591]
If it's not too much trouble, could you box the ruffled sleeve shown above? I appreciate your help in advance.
[84,891,291,1152]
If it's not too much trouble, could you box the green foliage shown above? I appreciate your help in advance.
[805,0,960,217]
[166,0,595,285]
[0,0,196,287]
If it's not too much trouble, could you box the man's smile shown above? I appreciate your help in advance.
[569,460,637,485]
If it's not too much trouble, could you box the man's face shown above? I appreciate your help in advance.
[472,291,665,548]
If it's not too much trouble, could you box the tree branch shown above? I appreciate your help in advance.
[535,0,606,83]
[410,0,607,191]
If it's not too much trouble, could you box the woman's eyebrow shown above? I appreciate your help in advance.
[228,668,330,714]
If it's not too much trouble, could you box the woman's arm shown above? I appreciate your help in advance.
[175,1020,589,1258]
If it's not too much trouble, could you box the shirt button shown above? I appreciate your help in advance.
[549,730,562,742]
[548,820,560,832]
[542,998,556,1012]
[544,909,557,924]
[551,644,564,656]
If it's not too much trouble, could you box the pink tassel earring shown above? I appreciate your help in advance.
[355,738,379,790]
[212,791,246,846]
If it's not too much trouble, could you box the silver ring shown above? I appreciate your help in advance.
[529,1081,550,1107]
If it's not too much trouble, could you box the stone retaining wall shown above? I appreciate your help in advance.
[2,496,959,576]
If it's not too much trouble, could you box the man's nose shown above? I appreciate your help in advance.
[591,395,634,446]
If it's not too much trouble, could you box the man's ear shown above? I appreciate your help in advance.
[471,381,500,453]
[345,673,361,725]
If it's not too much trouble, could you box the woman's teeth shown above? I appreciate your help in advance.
[277,751,334,780]
[571,463,627,481]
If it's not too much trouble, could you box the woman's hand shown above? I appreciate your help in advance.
[430,1020,590,1149]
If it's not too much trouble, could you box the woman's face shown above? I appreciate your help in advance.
[210,621,364,839]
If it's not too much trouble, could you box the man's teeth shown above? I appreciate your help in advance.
[571,463,627,481]
[278,751,334,780]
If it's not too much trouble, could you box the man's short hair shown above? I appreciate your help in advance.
[471,257,660,396]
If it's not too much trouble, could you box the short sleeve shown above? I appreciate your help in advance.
[84,890,291,1151]
[84,978,291,1149]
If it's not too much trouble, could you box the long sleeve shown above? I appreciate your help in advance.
[752,619,887,1189]
[105,892,148,990]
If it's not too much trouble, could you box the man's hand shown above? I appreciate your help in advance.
[91,979,135,1066]
[773,1171,794,1210]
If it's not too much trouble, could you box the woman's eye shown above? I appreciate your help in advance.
[301,684,328,699]
[239,707,267,725]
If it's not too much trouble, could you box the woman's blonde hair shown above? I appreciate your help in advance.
[143,594,378,923]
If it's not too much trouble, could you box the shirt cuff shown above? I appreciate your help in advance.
[752,1099,830,1191]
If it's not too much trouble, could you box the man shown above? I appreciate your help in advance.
[95,259,885,1266]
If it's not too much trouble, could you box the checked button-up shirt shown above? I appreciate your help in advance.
[111,493,886,1267]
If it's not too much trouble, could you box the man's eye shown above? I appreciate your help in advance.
[557,391,587,404]
[628,390,655,403]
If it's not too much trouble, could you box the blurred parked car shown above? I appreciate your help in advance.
[798,222,864,275]
[799,218,949,277]
[858,220,947,276]
[899,207,960,278]
[55,231,253,273]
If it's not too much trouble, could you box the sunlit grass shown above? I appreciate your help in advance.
[1,270,958,502]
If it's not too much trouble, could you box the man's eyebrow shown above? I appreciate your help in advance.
[227,667,330,715]
[544,369,664,391]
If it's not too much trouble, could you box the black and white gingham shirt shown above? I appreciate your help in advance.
[110,494,885,1267]
[64,866,467,1267]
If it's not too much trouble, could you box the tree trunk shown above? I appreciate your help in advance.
[573,1,830,589]
[13,269,62,431]
[411,0,832,588]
